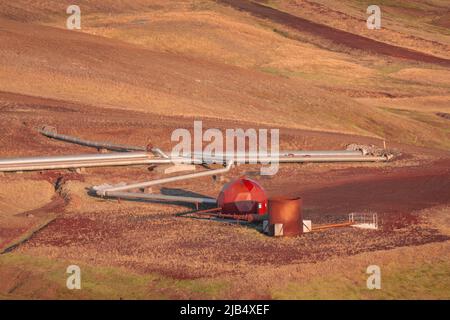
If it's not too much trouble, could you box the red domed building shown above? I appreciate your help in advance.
[217,177,267,215]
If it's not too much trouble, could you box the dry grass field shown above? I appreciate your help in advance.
[0,0,449,299]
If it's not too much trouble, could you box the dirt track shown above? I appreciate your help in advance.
[219,0,450,66]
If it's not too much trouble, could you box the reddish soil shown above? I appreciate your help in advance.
[24,210,448,279]
[0,195,65,252]
[0,227,28,248]
[0,2,449,296]
[35,171,85,186]
[1,89,449,279]
[1,90,445,158]
[219,0,450,66]
[436,112,450,120]
[275,159,450,227]
[14,196,66,218]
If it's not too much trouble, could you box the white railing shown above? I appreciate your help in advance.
[349,212,378,230]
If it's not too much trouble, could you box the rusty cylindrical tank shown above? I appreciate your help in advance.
[268,197,303,236]
[217,177,268,215]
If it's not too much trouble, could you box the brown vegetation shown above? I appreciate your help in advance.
[0,0,449,299]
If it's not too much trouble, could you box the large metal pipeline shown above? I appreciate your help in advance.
[39,127,171,159]
[0,152,154,172]
[89,152,390,205]
[0,151,391,172]
[92,152,389,204]
[0,152,149,166]
[39,127,366,158]
[39,127,146,152]
[103,191,217,205]
[187,150,363,158]
[93,161,234,196]
[200,154,391,163]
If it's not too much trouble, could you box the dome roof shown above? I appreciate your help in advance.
[217,177,267,215]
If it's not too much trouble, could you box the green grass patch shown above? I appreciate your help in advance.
[382,107,450,132]
[0,253,229,299]
[373,107,450,150]
[272,28,291,39]
[258,66,330,82]
[271,261,450,299]
[377,63,407,76]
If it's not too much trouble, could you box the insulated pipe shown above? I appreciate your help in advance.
[279,150,363,156]
[40,127,169,158]
[0,154,390,172]
[105,191,217,205]
[97,161,234,196]
[0,152,150,166]
[39,128,146,152]
[187,150,363,157]
[197,155,391,163]
[0,159,153,172]
[0,151,391,172]
[0,152,156,172]
[0,152,201,172]
[0,159,190,172]
[39,126,367,158]
[274,155,391,162]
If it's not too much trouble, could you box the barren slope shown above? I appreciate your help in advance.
[1,17,449,148]
[218,0,450,66]
[0,0,450,300]
[258,0,450,60]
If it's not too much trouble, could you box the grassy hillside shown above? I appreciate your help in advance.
[0,1,449,149]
